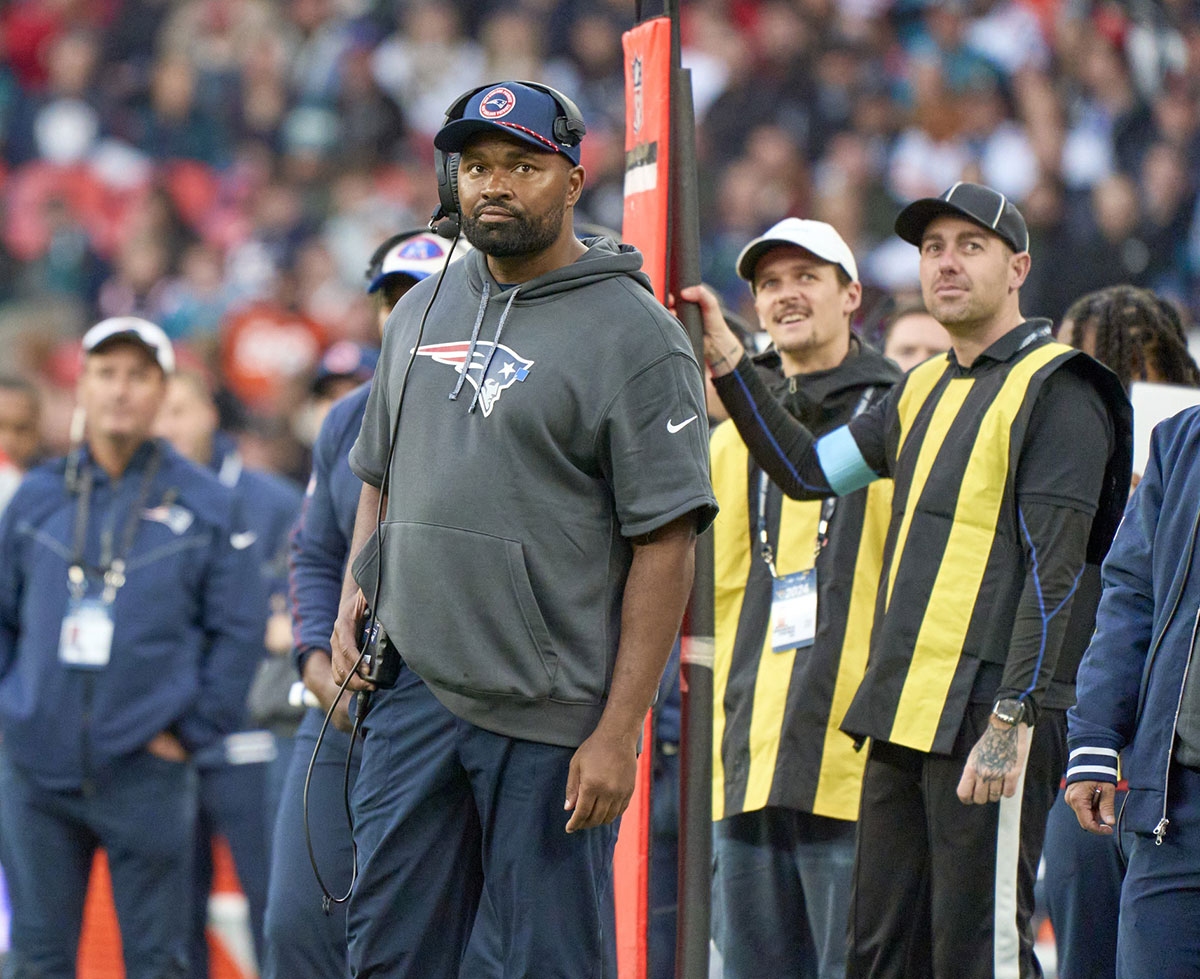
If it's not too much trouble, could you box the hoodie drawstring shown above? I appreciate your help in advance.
[450,281,490,402]
[468,287,520,414]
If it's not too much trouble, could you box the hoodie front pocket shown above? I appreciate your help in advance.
[365,522,558,701]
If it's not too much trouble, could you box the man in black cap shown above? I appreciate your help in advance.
[687,182,1132,978]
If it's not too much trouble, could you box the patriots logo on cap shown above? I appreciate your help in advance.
[415,340,533,417]
[398,236,445,261]
[479,87,517,120]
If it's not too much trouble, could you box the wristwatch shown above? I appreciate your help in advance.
[991,698,1027,727]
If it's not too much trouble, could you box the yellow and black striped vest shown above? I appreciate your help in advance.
[712,420,892,821]
[840,335,1126,754]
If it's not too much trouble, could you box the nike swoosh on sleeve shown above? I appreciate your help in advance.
[667,415,698,434]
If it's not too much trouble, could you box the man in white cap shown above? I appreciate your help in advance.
[699,219,899,979]
[0,317,264,978]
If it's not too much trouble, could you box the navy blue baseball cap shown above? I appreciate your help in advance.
[312,341,379,394]
[434,82,584,165]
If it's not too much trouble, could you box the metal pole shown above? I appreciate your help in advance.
[669,63,714,979]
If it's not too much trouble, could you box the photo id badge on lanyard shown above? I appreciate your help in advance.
[770,569,817,652]
[758,470,827,653]
[59,593,114,668]
[58,447,160,670]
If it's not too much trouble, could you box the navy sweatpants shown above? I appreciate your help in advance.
[1118,764,1200,979]
[0,745,195,979]
[348,666,618,979]
[1042,784,1124,979]
[262,708,360,979]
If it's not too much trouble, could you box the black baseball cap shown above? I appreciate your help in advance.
[895,182,1030,255]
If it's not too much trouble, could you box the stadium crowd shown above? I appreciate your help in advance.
[0,1,1199,979]
[0,0,1196,463]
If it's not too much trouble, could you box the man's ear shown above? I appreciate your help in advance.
[566,164,586,208]
[843,280,863,317]
[1010,251,1031,291]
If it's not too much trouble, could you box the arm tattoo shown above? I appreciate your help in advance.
[973,725,1018,780]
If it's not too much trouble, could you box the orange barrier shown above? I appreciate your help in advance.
[78,840,253,979]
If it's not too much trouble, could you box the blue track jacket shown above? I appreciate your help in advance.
[0,439,265,789]
[1068,405,1200,839]
[290,383,370,675]
[192,434,302,768]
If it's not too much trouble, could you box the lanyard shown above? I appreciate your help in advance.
[756,386,877,579]
[69,445,163,604]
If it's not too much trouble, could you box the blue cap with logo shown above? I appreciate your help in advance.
[434,82,584,166]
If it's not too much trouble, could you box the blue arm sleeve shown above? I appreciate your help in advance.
[289,421,352,676]
[713,354,886,500]
[1066,430,1163,783]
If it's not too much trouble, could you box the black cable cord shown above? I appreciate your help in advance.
[303,652,367,910]
[301,235,460,910]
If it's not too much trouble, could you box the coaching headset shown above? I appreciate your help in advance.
[430,81,587,239]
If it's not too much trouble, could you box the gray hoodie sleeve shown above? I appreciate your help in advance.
[597,350,718,538]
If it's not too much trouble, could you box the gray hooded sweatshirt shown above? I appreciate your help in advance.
[349,237,717,747]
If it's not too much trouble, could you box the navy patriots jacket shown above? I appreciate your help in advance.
[0,440,265,789]
[1068,406,1200,839]
[289,383,370,676]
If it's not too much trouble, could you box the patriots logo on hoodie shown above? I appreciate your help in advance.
[414,341,534,417]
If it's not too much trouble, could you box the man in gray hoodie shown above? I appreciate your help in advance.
[331,81,717,978]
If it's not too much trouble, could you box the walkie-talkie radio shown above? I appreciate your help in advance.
[357,608,400,688]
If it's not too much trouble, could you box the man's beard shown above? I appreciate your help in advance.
[462,199,566,258]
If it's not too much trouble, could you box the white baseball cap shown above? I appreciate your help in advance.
[736,218,859,286]
[82,317,175,373]
[367,232,472,293]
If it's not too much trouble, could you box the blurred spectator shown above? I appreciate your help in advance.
[96,234,172,322]
[963,0,1050,77]
[123,55,228,166]
[881,304,952,371]
[0,376,42,472]
[1060,25,1155,188]
[335,46,408,166]
[5,28,104,167]
[479,7,545,86]
[370,2,483,137]
[545,11,626,133]
[283,0,355,106]
[157,241,233,339]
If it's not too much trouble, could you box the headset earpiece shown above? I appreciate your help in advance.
[430,149,462,239]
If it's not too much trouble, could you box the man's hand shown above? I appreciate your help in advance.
[1065,779,1117,835]
[564,728,638,833]
[303,650,354,733]
[264,593,293,655]
[957,718,1031,805]
[146,731,189,762]
[330,589,374,693]
[675,284,745,377]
